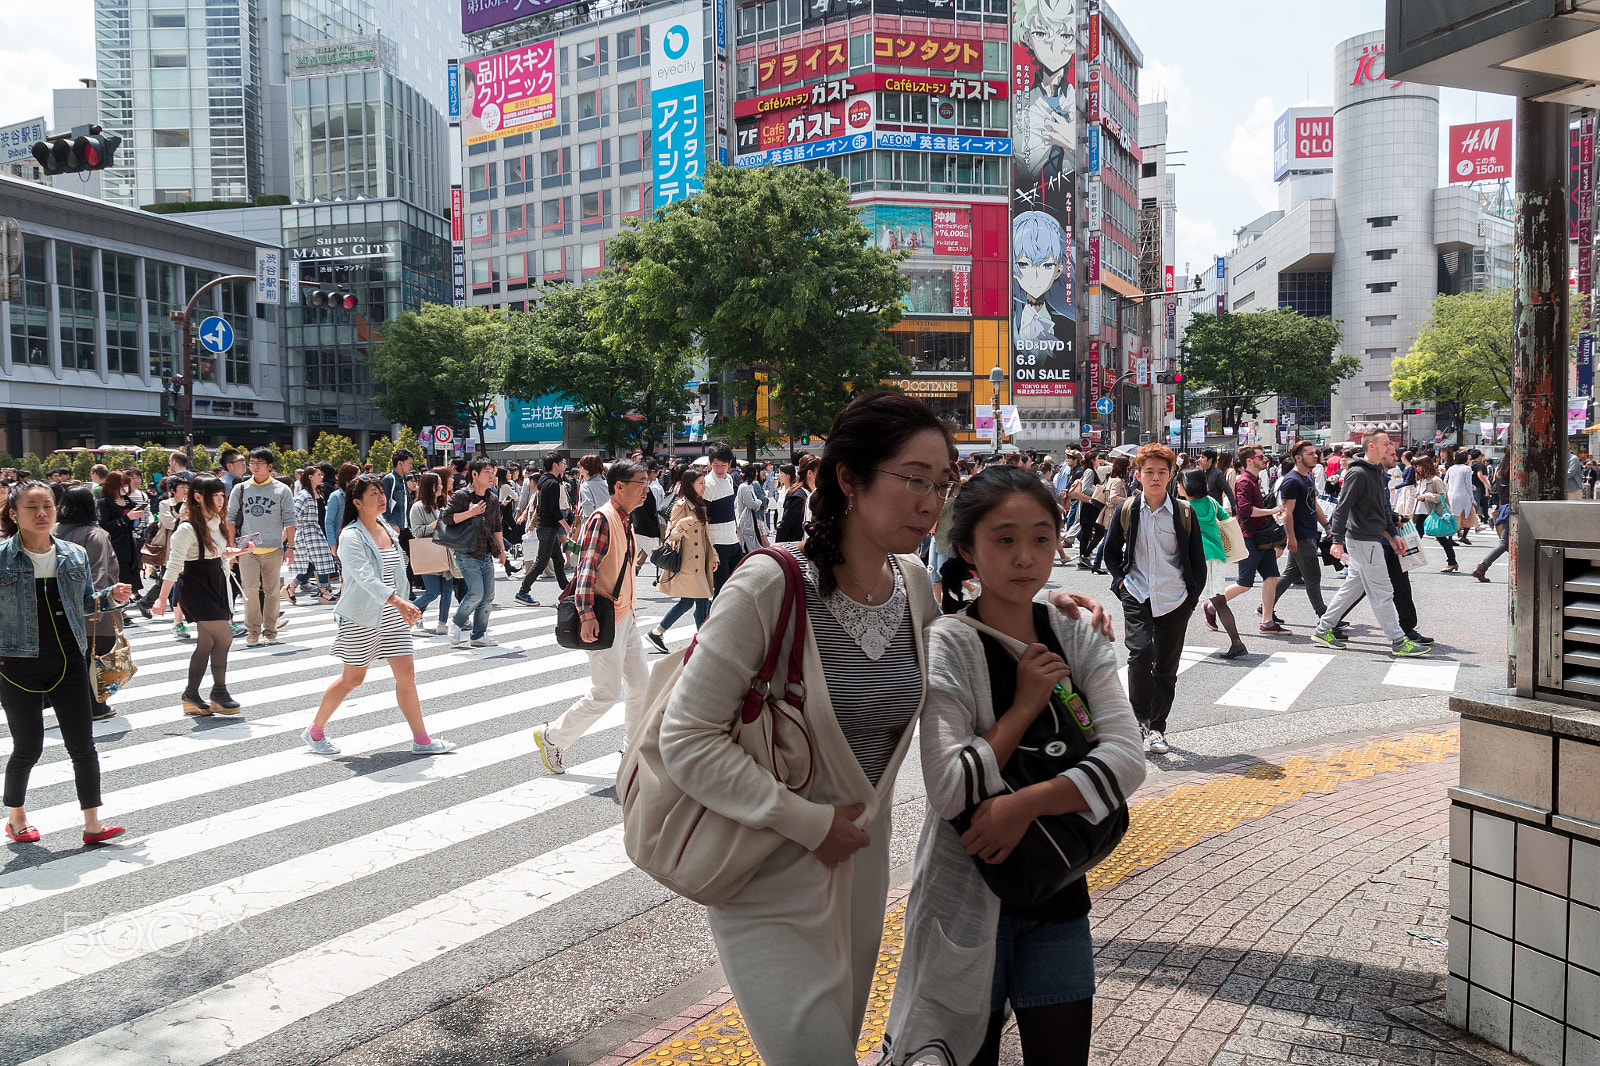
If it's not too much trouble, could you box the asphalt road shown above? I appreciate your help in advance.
[0,532,1508,1066]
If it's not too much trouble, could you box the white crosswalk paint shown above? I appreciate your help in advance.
[28,619,691,790]
[0,753,622,1006]
[1383,658,1461,691]
[1214,652,1334,711]
[20,825,633,1066]
[1118,645,1219,693]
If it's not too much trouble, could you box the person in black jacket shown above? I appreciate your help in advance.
[96,470,145,598]
[774,463,808,542]
[515,453,570,605]
[1101,443,1207,756]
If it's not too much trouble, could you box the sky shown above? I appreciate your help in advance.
[1,0,1518,276]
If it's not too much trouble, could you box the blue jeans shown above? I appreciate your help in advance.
[660,597,709,631]
[413,573,453,626]
[452,553,495,639]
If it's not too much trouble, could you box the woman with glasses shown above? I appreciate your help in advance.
[154,476,245,717]
[303,475,454,756]
[656,392,1110,1066]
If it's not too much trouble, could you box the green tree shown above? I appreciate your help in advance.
[70,450,96,481]
[140,444,172,485]
[604,164,911,448]
[368,303,507,448]
[394,426,427,469]
[366,433,396,474]
[1392,288,1589,440]
[191,444,214,472]
[499,277,695,454]
[16,454,46,478]
[1180,309,1359,429]
[310,432,360,470]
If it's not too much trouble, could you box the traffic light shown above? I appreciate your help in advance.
[30,126,120,174]
[308,288,358,310]
[1156,372,1186,385]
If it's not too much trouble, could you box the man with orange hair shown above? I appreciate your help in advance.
[1102,443,1207,755]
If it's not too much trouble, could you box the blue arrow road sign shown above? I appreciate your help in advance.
[198,316,234,354]
[1096,397,1115,416]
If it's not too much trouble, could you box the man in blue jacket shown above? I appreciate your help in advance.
[1102,443,1207,755]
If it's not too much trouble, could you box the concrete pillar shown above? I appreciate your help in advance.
[1509,97,1571,686]
[293,425,309,452]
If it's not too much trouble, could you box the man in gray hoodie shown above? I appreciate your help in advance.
[1310,428,1429,657]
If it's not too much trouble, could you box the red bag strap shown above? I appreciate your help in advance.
[739,546,807,724]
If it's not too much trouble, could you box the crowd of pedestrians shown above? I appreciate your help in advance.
[0,413,1589,1066]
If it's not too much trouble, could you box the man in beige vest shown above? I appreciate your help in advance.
[535,459,653,773]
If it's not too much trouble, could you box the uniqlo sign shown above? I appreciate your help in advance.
[1449,119,1512,184]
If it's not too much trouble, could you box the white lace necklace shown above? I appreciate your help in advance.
[794,551,908,660]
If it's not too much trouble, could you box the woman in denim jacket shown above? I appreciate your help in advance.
[0,483,133,846]
[302,475,454,757]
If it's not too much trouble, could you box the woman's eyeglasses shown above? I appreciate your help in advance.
[873,469,960,499]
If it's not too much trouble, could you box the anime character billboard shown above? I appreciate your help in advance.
[1010,0,1077,398]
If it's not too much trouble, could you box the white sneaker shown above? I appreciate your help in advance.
[411,738,457,754]
[533,724,565,774]
[413,620,434,635]
[470,634,499,647]
[1147,730,1171,755]
[448,623,464,647]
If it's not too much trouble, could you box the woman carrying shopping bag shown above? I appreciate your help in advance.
[55,487,125,721]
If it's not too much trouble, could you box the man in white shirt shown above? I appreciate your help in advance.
[702,443,743,595]
[1101,443,1207,755]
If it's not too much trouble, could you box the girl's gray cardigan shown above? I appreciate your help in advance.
[884,607,1147,1065]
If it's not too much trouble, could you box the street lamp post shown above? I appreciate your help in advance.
[989,365,1007,454]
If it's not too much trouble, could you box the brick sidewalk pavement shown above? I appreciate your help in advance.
[608,724,1531,1066]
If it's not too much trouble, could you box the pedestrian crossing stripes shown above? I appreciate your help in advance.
[0,577,1475,1066]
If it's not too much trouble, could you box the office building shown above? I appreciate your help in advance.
[1186,30,1515,447]
[0,174,285,454]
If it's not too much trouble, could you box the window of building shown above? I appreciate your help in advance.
[541,149,562,177]
[1368,281,1397,294]
[149,9,185,26]
[1367,314,1397,327]
[543,247,565,275]
[505,156,524,183]
[581,243,603,271]
[886,325,972,374]
[621,185,643,214]
[103,251,141,375]
[618,80,641,112]
[577,40,597,68]
[1367,248,1397,261]
[1142,162,1157,178]
[151,50,187,67]
[8,236,48,367]
[55,242,97,371]
[506,203,526,235]
[542,197,564,231]
[507,252,528,290]
[219,278,253,386]
[152,129,190,148]
[578,90,598,120]
[619,132,643,164]
[617,29,637,59]
[469,164,487,191]
[581,191,601,220]
[1368,215,1398,228]
[900,268,955,315]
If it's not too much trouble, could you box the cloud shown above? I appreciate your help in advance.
[1226,96,1283,217]
[0,1,95,129]
[1175,214,1226,280]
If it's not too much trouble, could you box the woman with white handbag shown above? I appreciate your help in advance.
[653,393,1112,1066]
[407,472,456,635]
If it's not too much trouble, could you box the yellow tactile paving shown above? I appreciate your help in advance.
[627,728,1461,1066]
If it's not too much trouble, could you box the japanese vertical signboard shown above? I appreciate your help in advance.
[460,43,558,145]
[255,248,281,305]
[651,14,706,207]
[1579,332,1594,399]
[1008,0,1077,399]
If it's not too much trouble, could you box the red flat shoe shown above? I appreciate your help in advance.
[5,823,40,843]
[82,826,125,845]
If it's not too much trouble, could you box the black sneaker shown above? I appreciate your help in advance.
[645,629,669,654]
[1404,630,1436,646]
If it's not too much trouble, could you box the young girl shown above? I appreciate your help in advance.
[303,475,454,756]
[645,466,716,653]
[285,466,337,605]
[408,471,455,634]
[154,476,246,715]
[1181,469,1247,659]
[886,466,1145,1066]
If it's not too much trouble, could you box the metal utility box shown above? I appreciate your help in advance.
[1516,501,1600,705]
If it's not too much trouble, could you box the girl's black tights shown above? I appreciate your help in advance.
[969,998,1093,1066]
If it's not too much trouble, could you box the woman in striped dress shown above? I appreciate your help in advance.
[285,466,337,605]
[301,474,454,757]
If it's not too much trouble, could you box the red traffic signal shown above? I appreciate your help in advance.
[308,289,358,311]
[30,128,120,174]
[1172,372,1184,384]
